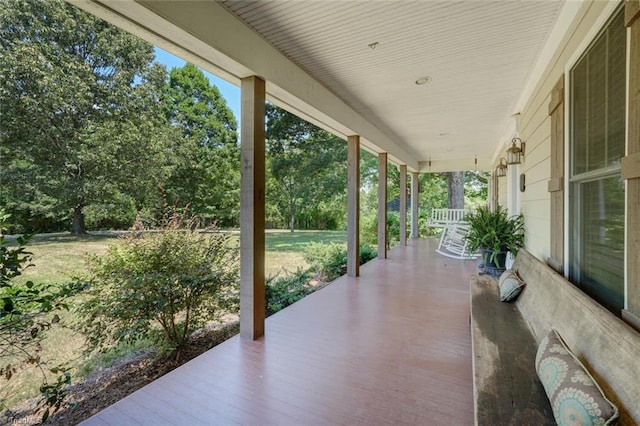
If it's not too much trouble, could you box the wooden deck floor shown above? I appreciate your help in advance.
[82,238,478,426]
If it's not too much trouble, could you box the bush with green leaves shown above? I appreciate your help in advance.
[464,205,525,265]
[0,210,73,420]
[303,242,376,282]
[77,213,239,361]
[265,269,315,316]
[360,212,405,248]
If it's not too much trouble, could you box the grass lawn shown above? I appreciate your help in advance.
[13,229,346,284]
[2,229,346,409]
[264,230,345,277]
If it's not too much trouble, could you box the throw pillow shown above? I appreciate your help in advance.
[498,269,525,302]
[535,329,619,426]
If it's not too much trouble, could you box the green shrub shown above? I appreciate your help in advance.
[265,269,315,316]
[0,210,73,419]
[386,211,400,244]
[360,212,404,247]
[303,242,376,282]
[360,213,377,246]
[77,212,239,361]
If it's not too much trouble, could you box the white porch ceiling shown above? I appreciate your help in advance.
[221,1,562,172]
[72,0,564,172]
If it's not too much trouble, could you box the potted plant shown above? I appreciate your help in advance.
[464,205,524,277]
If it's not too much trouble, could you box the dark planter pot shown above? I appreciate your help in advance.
[481,249,508,278]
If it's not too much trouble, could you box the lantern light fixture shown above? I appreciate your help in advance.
[496,158,508,177]
[506,137,525,165]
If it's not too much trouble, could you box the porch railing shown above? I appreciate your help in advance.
[427,208,470,228]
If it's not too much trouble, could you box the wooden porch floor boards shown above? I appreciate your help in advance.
[81,238,478,426]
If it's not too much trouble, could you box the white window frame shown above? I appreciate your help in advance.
[563,2,628,309]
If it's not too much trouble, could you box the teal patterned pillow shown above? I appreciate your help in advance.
[498,269,525,302]
[535,329,619,426]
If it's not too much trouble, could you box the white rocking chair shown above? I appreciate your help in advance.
[435,223,479,260]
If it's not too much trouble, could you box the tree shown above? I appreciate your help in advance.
[265,104,347,231]
[163,64,239,227]
[465,171,489,209]
[0,0,171,234]
[446,171,465,209]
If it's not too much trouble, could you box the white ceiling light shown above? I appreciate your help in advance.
[415,76,431,85]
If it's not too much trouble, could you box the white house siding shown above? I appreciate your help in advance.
[520,93,552,261]
[500,1,612,263]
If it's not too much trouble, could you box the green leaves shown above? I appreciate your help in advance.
[163,64,239,226]
[265,104,347,231]
[0,0,171,234]
[464,205,525,262]
[0,209,74,414]
[303,242,376,282]
[77,210,240,360]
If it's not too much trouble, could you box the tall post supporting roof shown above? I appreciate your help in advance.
[378,153,388,259]
[399,165,407,246]
[347,136,361,277]
[240,76,266,340]
[410,172,420,239]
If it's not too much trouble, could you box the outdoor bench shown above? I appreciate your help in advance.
[470,249,640,425]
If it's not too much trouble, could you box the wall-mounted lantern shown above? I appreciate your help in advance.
[506,137,525,165]
[496,158,508,177]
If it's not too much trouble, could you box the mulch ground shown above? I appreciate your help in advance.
[2,321,240,426]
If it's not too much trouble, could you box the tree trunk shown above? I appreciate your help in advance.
[71,204,87,235]
[446,171,465,209]
[289,200,295,233]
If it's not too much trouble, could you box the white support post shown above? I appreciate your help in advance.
[410,172,419,238]
[378,153,388,258]
[399,165,407,245]
[347,136,360,277]
[240,76,266,340]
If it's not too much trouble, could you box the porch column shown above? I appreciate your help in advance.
[622,1,640,327]
[240,76,266,340]
[399,165,407,245]
[410,172,419,238]
[347,135,360,277]
[378,153,388,258]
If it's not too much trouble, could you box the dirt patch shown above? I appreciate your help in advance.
[2,320,239,426]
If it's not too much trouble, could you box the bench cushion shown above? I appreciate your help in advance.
[536,330,619,425]
[498,269,526,302]
[470,275,555,425]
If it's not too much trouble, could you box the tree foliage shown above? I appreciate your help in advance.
[163,64,239,226]
[77,211,239,361]
[266,104,347,231]
[0,0,172,234]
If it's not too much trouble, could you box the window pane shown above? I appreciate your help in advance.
[572,176,625,313]
[572,59,588,175]
[569,7,626,315]
[607,11,626,166]
[570,7,626,176]
[587,35,606,171]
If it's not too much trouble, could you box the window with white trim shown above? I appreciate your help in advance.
[569,6,626,314]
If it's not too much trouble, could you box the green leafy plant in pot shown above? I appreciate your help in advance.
[464,205,524,277]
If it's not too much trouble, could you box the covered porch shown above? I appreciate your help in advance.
[82,238,477,425]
